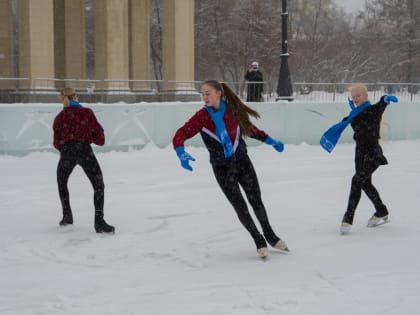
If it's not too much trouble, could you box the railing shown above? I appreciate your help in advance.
[290,82,420,103]
[0,78,419,103]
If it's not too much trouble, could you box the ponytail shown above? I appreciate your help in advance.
[61,87,76,107]
[220,83,260,137]
[201,80,260,138]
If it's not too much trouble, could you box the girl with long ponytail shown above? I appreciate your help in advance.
[172,80,288,258]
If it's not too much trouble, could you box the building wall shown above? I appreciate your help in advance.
[0,0,14,84]
[6,0,194,90]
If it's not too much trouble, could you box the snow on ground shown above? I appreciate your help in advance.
[1,140,420,315]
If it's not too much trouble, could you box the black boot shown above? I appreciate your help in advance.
[263,228,289,251]
[253,234,268,258]
[253,234,267,250]
[94,211,115,234]
[342,210,355,225]
[59,211,73,226]
[263,228,280,247]
[374,205,389,218]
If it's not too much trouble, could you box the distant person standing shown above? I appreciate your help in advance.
[53,87,115,234]
[244,61,264,102]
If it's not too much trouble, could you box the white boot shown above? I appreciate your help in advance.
[367,215,389,227]
[340,222,352,235]
[273,239,289,252]
[257,247,268,258]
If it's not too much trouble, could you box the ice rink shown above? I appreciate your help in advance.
[1,140,419,314]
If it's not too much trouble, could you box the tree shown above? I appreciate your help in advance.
[195,0,282,94]
[150,0,162,82]
[357,0,420,82]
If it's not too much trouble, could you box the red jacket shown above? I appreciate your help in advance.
[173,106,268,165]
[53,106,105,151]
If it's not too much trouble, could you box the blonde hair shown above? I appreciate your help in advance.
[61,87,76,107]
[349,83,368,96]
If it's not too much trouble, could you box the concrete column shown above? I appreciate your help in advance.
[54,0,86,89]
[0,0,15,89]
[18,0,55,89]
[129,0,151,90]
[161,0,194,90]
[94,0,130,90]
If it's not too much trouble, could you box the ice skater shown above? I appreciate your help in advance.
[53,87,115,234]
[172,80,288,258]
[320,83,398,234]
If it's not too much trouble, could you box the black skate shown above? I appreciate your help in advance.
[95,211,115,234]
[59,212,73,226]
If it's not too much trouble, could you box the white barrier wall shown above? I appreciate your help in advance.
[0,101,419,155]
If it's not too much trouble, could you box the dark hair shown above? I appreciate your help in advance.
[201,80,260,138]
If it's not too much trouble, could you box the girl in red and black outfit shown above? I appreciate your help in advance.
[173,80,288,258]
[53,88,114,233]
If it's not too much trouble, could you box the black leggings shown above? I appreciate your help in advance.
[57,142,104,213]
[345,146,387,223]
[212,155,274,242]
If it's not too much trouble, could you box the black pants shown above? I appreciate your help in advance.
[344,145,388,224]
[57,142,104,213]
[246,85,262,102]
[212,155,278,247]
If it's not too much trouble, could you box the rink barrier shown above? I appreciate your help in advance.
[0,101,419,156]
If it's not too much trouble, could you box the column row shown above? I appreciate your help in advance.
[0,0,14,83]
[0,0,194,90]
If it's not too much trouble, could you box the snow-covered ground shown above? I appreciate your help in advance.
[1,140,419,315]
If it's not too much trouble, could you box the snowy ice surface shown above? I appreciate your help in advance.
[1,140,420,315]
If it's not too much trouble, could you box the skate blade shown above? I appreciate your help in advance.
[367,216,390,228]
[340,223,351,235]
[58,225,75,233]
[273,240,290,252]
[257,247,268,259]
[340,228,351,235]
[96,230,116,236]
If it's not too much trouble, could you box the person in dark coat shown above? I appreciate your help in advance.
[340,84,398,234]
[172,80,288,258]
[53,87,114,234]
[244,61,264,102]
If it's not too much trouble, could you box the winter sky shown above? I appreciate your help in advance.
[333,0,366,12]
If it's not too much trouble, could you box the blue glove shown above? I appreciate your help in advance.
[384,95,398,104]
[264,136,284,152]
[175,146,195,171]
[347,97,356,110]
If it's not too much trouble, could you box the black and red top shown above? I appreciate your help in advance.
[53,105,105,151]
[173,106,269,165]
